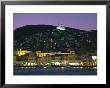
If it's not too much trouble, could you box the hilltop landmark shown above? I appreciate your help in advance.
[56,24,66,30]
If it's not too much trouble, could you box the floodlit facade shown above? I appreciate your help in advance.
[56,24,66,30]
[15,49,31,56]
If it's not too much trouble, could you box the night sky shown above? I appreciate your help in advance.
[13,13,97,31]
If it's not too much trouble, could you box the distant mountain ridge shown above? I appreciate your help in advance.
[14,25,97,55]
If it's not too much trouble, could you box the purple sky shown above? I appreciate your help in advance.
[13,13,97,31]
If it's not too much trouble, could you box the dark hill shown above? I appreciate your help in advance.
[14,25,97,55]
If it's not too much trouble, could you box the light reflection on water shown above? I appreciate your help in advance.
[14,67,97,75]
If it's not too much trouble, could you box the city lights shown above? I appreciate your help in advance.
[13,13,97,75]
[14,50,97,68]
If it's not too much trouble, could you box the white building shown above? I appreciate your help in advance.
[56,24,66,30]
[92,56,97,60]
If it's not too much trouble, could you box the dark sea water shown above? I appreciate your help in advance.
[14,67,97,75]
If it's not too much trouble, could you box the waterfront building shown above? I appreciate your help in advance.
[15,49,31,56]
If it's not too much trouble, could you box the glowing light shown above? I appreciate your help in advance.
[69,63,80,66]
[54,62,60,66]
[61,67,64,69]
[40,63,43,65]
[92,56,97,60]
[73,67,77,68]
[24,64,26,66]
[27,63,31,66]
[80,67,83,69]
[43,67,47,69]
[56,24,66,30]
[16,49,30,56]
[93,67,97,69]
[80,62,83,65]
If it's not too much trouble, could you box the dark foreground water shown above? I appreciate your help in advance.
[14,67,97,75]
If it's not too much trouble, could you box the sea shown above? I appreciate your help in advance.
[14,67,97,75]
